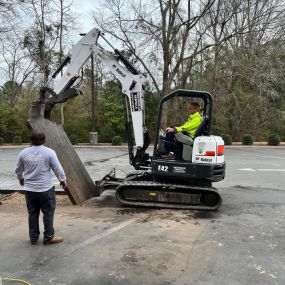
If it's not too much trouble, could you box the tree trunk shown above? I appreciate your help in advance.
[28,103,99,204]
[59,0,65,126]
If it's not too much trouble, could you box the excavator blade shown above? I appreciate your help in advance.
[28,102,99,204]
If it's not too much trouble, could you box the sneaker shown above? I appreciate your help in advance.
[160,153,175,160]
[43,235,63,245]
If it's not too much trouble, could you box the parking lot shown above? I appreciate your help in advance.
[0,146,285,285]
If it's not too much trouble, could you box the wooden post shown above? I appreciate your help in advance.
[28,102,100,204]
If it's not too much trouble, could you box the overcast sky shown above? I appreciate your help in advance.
[72,0,95,33]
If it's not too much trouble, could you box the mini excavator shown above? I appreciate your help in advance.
[34,28,226,210]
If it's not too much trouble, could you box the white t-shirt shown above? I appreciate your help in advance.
[15,145,66,192]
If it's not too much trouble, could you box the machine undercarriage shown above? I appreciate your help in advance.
[95,169,223,210]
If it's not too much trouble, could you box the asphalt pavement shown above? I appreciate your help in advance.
[0,146,285,285]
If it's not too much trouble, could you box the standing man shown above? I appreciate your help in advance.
[15,131,66,245]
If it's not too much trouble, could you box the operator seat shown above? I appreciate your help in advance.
[174,116,208,161]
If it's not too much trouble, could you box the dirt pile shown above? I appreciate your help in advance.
[0,192,72,206]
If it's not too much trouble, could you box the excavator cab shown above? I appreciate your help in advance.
[151,90,225,186]
[116,90,226,210]
[154,90,212,162]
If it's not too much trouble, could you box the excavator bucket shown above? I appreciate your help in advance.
[28,102,99,204]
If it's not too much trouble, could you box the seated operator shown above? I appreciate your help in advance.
[163,102,203,159]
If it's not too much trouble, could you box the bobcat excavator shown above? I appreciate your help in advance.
[30,28,226,210]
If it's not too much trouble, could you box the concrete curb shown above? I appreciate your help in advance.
[1,143,285,149]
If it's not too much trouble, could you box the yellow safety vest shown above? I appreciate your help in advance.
[175,112,203,138]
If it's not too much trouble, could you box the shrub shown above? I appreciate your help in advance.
[267,134,280,146]
[13,136,22,144]
[99,125,117,143]
[112,136,122,145]
[64,118,91,143]
[0,137,4,145]
[221,134,232,145]
[69,134,79,145]
[242,134,253,145]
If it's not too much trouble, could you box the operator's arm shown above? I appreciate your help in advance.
[49,150,67,188]
[15,153,24,186]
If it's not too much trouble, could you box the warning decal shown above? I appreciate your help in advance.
[130,92,141,112]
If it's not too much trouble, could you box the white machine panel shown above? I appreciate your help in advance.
[192,135,225,164]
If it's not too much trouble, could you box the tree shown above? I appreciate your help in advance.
[52,0,75,126]
[98,80,126,142]
[23,0,61,84]
[0,1,19,34]
[206,0,285,139]
[0,35,36,106]
[21,0,76,126]
[0,81,21,106]
[93,0,248,96]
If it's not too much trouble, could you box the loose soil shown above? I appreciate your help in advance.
[0,192,72,206]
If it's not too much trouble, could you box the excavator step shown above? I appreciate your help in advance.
[116,181,222,210]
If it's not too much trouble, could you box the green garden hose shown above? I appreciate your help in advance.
[0,278,33,285]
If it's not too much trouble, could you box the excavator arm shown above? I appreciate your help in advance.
[39,28,150,169]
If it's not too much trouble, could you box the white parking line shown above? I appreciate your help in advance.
[238,168,285,172]
[239,168,256,171]
[6,216,142,281]
[62,217,140,257]
[258,169,285,172]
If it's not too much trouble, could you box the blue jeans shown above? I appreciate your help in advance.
[25,187,56,242]
[165,132,176,152]
[165,132,183,159]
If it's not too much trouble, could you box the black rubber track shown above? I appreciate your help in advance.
[116,181,222,210]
